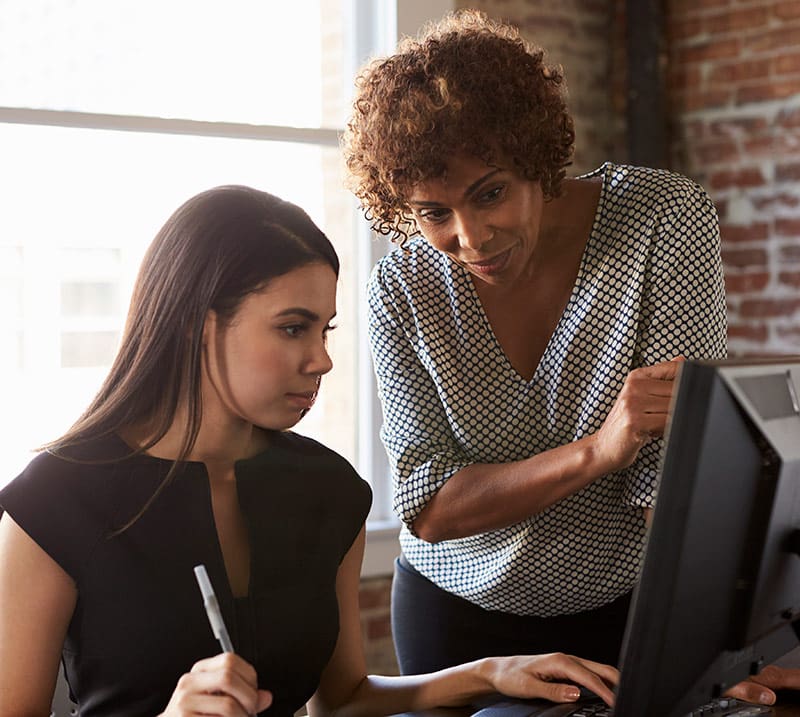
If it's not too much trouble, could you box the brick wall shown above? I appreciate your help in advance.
[664,0,800,355]
[460,0,623,174]
[360,577,398,674]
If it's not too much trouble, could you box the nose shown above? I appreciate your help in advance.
[306,338,333,377]
[453,210,489,251]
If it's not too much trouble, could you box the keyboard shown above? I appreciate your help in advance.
[471,696,774,717]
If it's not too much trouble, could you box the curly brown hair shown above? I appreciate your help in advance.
[342,9,575,245]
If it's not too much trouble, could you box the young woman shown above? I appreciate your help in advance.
[0,185,618,717]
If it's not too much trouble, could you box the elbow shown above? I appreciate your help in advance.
[410,509,450,543]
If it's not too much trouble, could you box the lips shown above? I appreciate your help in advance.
[286,390,318,410]
[465,246,514,276]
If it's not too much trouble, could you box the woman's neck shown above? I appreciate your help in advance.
[121,408,270,468]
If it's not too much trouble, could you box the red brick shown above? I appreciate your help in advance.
[776,325,800,342]
[776,218,800,237]
[359,580,391,610]
[774,1,800,21]
[779,272,800,289]
[679,38,741,64]
[727,323,769,343]
[366,615,392,640]
[692,139,740,165]
[745,27,800,54]
[667,63,703,92]
[681,119,708,141]
[774,53,800,75]
[737,80,800,105]
[720,222,770,243]
[777,162,800,183]
[678,87,734,112]
[725,272,770,292]
[709,167,767,190]
[779,244,800,263]
[739,298,800,318]
[704,7,769,35]
[709,116,769,137]
[667,16,705,43]
[742,136,784,158]
[722,247,768,267]
[752,193,800,211]
[668,0,733,12]
[709,59,771,84]
[777,107,800,128]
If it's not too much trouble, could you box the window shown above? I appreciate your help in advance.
[2,0,457,574]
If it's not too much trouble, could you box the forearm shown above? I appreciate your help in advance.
[310,659,494,717]
[413,433,614,542]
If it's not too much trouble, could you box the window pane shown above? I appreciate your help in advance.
[61,331,120,368]
[0,122,358,486]
[61,282,119,318]
[0,0,349,128]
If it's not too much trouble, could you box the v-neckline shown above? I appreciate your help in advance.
[462,164,609,384]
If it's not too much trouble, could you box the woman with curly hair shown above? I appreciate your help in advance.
[343,9,727,675]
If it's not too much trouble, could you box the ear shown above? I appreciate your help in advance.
[201,310,218,346]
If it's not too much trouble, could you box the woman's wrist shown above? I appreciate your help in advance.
[470,656,503,693]
[579,430,618,479]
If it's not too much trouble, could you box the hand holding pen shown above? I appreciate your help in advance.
[157,565,272,717]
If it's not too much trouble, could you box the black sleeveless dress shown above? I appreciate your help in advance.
[0,431,372,717]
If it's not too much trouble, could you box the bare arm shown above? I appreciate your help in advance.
[414,359,681,542]
[308,527,619,717]
[0,512,77,717]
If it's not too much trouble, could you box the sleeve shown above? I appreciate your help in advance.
[0,452,107,582]
[367,262,472,531]
[623,176,728,508]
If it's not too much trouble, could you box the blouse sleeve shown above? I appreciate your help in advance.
[367,262,472,531]
[623,177,728,508]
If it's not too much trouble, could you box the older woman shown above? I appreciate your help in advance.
[343,9,726,675]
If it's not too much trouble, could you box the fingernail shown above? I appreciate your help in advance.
[759,692,774,705]
[565,687,580,700]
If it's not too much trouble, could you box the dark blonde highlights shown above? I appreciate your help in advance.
[342,9,575,245]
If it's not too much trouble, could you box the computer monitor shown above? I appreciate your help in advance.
[614,356,800,717]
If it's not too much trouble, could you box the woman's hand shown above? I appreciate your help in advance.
[159,652,273,716]
[591,357,685,473]
[481,653,619,707]
[724,664,800,706]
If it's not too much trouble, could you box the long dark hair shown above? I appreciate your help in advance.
[46,185,339,528]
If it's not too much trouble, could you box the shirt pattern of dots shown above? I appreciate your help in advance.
[367,163,727,617]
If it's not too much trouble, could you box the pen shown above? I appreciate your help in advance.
[194,564,235,653]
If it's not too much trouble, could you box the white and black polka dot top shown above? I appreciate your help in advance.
[367,163,727,617]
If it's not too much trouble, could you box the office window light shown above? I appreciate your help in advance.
[0,0,395,530]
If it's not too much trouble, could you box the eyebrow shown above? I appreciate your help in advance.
[409,168,504,207]
[275,307,336,322]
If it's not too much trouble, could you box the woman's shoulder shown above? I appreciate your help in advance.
[594,162,712,209]
[1,435,127,510]
[269,432,370,487]
[370,237,448,288]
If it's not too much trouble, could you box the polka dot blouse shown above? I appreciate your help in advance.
[367,163,727,617]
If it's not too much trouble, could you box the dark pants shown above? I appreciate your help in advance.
[391,554,631,675]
